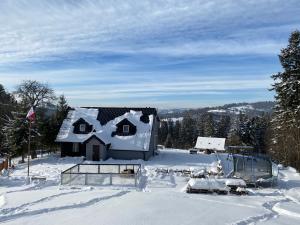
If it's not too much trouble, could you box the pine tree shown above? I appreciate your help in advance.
[56,94,69,126]
[164,134,173,148]
[248,115,269,153]
[179,115,196,149]
[202,113,215,137]
[226,131,242,146]
[2,112,30,163]
[0,84,17,158]
[158,121,168,145]
[216,115,231,138]
[237,113,251,146]
[270,30,300,169]
[172,120,181,147]
[195,116,204,138]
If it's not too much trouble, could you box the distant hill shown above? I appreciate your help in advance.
[158,101,275,120]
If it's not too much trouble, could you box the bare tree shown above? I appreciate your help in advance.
[13,80,56,158]
[14,80,56,108]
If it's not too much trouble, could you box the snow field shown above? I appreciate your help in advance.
[0,149,300,225]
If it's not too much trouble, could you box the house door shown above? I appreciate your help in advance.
[92,145,100,161]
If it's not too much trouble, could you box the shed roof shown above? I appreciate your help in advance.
[195,137,226,151]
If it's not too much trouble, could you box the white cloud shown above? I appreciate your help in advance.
[0,0,299,64]
[0,66,273,108]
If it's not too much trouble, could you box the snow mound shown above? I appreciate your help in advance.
[0,195,5,207]
[224,179,246,187]
[188,178,229,191]
[285,188,300,203]
[273,201,300,218]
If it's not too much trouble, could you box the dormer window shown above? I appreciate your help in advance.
[123,125,129,133]
[79,124,86,132]
[115,119,136,136]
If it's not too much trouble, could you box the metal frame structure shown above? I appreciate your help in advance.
[61,163,142,187]
[227,146,278,187]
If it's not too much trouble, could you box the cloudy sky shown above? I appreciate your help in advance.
[0,0,299,108]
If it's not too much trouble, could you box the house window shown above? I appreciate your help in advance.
[79,124,86,132]
[123,125,130,133]
[72,143,79,152]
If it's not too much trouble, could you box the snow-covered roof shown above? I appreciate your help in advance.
[195,137,226,151]
[56,107,154,151]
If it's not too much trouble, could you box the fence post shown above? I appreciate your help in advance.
[78,165,80,173]
[98,165,100,173]
[85,174,88,185]
[134,174,137,187]
[110,174,112,185]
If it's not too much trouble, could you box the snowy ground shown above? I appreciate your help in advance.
[1,149,300,225]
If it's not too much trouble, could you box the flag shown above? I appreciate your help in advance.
[26,107,35,122]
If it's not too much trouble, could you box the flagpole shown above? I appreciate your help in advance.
[26,106,35,184]
[27,120,31,178]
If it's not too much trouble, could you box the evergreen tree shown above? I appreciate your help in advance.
[172,120,181,147]
[195,115,204,138]
[248,115,269,154]
[270,30,300,169]
[164,133,173,148]
[56,94,69,126]
[216,115,231,138]
[226,131,242,146]
[237,113,251,145]
[0,84,17,157]
[158,121,168,145]
[179,115,196,149]
[2,112,30,163]
[202,113,215,137]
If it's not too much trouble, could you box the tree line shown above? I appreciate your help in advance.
[159,30,300,171]
[158,113,271,154]
[0,80,68,165]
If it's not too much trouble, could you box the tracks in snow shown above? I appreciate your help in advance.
[0,190,85,216]
[232,198,290,225]
[0,190,129,223]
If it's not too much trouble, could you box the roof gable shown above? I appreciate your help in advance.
[84,134,106,145]
[72,118,90,126]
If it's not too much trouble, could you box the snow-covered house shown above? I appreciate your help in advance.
[195,137,226,152]
[56,107,159,161]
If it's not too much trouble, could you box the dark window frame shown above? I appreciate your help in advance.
[123,125,130,133]
[79,124,86,132]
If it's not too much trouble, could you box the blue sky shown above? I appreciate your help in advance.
[0,0,299,108]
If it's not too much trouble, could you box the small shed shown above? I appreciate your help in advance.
[195,137,226,152]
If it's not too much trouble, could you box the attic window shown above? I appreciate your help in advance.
[79,124,86,132]
[123,125,129,133]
